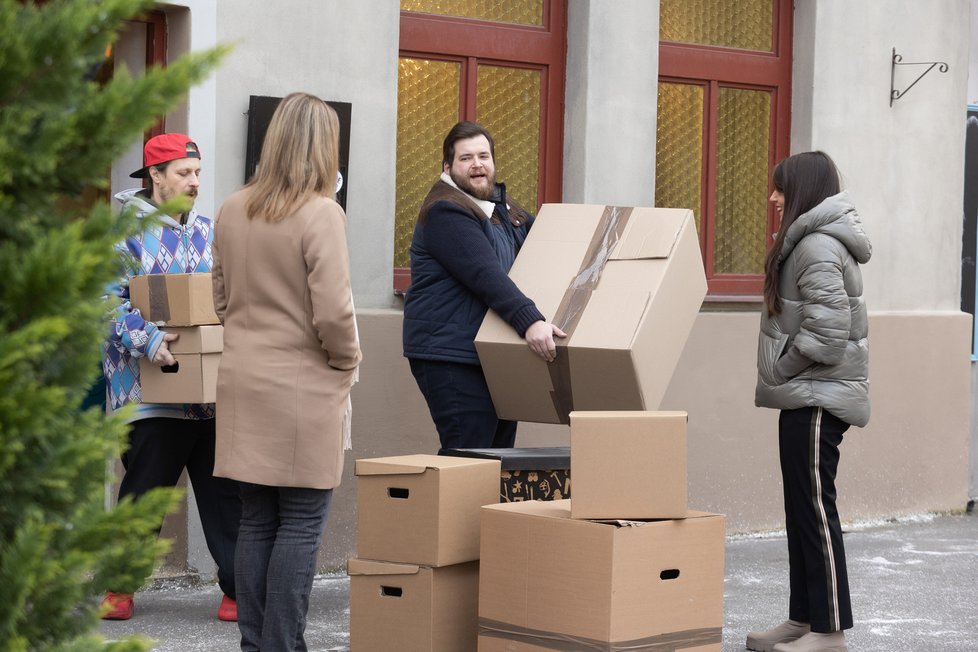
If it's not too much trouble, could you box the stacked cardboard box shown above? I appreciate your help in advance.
[348,455,500,651]
[130,272,220,327]
[478,413,726,651]
[472,205,725,650]
[138,325,223,403]
[130,272,222,403]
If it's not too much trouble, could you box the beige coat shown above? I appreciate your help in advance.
[211,188,361,489]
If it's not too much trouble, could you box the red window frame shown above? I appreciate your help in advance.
[395,3,566,293]
[658,0,792,299]
[130,10,168,140]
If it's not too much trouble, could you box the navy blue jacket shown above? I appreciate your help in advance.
[402,178,545,365]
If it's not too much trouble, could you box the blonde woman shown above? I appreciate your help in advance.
[212,92,361,652]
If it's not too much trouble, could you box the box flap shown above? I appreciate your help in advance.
[347,558,421,576]
[590,511,723,527]
[610,208,689,260]
[165,325,224,354]
[355,455,432,476]
[355,453,497,477]
[569,410,688,421]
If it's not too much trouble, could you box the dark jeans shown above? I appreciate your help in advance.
[236,483,333,652]
[409,358,517,453]
[119,417,241,597]
[779,406,853,632]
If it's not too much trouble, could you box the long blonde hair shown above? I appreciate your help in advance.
[245,92,340,222]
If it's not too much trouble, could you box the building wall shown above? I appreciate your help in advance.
[971,0,978,104]
[211,1,401,310]
[146,0,973,575]
[793,0,970,311]
[563,1,660,206]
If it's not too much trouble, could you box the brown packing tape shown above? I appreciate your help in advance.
[147,275,171,323]
[479,620,722,651]
[547,206,633,423]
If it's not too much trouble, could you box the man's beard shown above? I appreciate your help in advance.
[450,169,495,201]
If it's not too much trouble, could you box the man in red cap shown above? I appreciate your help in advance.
[100,133,241,623]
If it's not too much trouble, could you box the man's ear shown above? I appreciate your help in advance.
[443,162,451,174]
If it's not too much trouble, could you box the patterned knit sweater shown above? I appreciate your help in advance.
[103,188,215,422]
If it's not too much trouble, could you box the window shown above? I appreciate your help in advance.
[656,0,792,298]
[111,11,169,196]
[394,1,566,293]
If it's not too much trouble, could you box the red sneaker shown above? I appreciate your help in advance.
[100,592,134,620]
[218,594,237,622]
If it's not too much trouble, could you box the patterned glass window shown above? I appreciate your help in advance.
[655,82,705,233]
[476,65,540,214]
[714,87,771,275]
[401,0,544,26]
[657,0,791,297]
[394,58,461,269]
[660,0,773,52]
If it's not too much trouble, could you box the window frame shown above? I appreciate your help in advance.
[394,2,566,293]
[658,0,793,299]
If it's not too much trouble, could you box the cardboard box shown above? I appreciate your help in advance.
[570,411,687,519]
[475,204,707,424]
[129,272,220,326]
[348,558,479,652]
[138,325,223,404]
[479,500,725,651]
[355,454,501,566]
[441,447,571,502]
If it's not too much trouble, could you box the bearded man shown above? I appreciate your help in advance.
[100,133,240,623]
[402,121,565,453]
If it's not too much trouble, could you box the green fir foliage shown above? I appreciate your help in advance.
[0,1,227,649]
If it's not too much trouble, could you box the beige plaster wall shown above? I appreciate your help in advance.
[316,309,972,571]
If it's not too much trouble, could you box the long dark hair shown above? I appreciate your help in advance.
[763,151,842,316]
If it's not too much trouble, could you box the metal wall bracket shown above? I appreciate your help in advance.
[890,47,949,107]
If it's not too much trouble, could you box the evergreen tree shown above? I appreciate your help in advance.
[0,1,227,649]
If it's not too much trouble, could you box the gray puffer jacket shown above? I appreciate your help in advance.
[755,191,872,427]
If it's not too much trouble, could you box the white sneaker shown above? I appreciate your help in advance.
[772,630,848,652]
[746,620,811,652]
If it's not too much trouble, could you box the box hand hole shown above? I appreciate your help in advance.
[161,362,180,373]
[660,569,680,580]
[380,585,403,597]
[387,487,409,499]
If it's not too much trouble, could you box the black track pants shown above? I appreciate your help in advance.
[779,406,853,632]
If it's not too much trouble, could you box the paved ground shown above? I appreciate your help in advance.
[99,512,978,651]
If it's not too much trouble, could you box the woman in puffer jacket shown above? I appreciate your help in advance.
[746,151,871,652]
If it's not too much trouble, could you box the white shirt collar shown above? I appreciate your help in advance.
[440,172,495,219]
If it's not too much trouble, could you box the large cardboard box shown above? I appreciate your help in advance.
[129,272,220,326]
[138,325,223,404]
[441,447,571,501]
[569,411,687,519]
[479,500,725,651]
[355,454,501,566]
[348,559,479,652]
[475,204,707,424]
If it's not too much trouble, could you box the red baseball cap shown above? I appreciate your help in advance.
[130,133,201,178]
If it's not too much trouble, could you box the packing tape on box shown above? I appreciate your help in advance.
[548,205,633,422]
[479,619,721,651]
[147,275,171,323]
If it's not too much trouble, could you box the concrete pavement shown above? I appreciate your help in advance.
[98,512,978,651]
